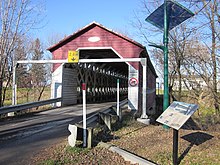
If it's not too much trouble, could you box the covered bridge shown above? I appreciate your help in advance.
[47,22,157,115]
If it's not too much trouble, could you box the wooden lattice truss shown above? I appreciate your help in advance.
[63,63,128,103]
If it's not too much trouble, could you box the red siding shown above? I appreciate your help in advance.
[52,25,144,71]
[147,67,156,110]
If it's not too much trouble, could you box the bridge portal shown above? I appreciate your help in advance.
[48,22,157,114]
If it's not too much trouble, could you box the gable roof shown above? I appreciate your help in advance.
[47,21,145,52]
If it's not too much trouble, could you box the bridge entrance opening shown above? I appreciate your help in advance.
[61,48,129,106]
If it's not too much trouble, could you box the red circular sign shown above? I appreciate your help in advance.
[129,77,138,87]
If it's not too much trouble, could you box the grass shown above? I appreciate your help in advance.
[65,145,90,154]
[1,87,52,118]
[34,110,220,165]
[111,119,220,165]
[39,146,91,165]
[2,87,51,106]
[38,160,55,165]
[154,152,172,164]
[164,89,220,129]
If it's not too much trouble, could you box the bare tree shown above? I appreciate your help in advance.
[29,38,47,102]
[149,24,197,101]
[133,1,219,110]
[0,0,44,106]
[46,32,66,49]
[188,0,220,114]
[203,0,219,114]
[132,0,198,101]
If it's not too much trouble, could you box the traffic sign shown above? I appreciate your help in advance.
[129,77,138,87]
[68,50,79,63]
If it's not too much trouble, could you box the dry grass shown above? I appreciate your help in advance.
[33,110,220,165]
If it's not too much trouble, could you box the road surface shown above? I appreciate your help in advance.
[0,102,115,165]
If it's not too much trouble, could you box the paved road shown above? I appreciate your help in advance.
[0,102,115,165]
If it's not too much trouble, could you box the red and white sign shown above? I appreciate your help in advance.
[129,77,138,87]
[82,83,86,90]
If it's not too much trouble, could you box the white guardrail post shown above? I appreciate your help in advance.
[82,83,87,147]
[117,79,121,121]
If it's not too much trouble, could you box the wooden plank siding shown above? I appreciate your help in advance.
[62,67,77,106]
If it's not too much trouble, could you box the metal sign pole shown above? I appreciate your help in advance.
[146,1,195,164]
[163,0,169,114]
[82,83,87,147]
[162,0,170,130]
[173,129,179,165]
[147,0,194,127]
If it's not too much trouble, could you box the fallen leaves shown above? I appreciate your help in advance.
[32,110,220,165]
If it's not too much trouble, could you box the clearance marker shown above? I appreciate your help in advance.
[82,83,87,147]
[68,50,79,63]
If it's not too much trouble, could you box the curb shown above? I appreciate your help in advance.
[98,142,156,165]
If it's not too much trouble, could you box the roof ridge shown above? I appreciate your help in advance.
[47,21,145,51]
[91,22,145,48]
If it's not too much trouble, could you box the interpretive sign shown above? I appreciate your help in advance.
[68,50,79,63]
[156,101,198,130]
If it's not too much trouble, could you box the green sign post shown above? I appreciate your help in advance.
[163,0,169,116]
[146,0,194,115]
[146,1,194,164]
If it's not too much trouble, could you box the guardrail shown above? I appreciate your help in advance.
[68,99,128,148]
[0,97,62,115]
[77,99,128,126]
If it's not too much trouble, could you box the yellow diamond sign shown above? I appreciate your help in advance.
[68,50,79,63]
